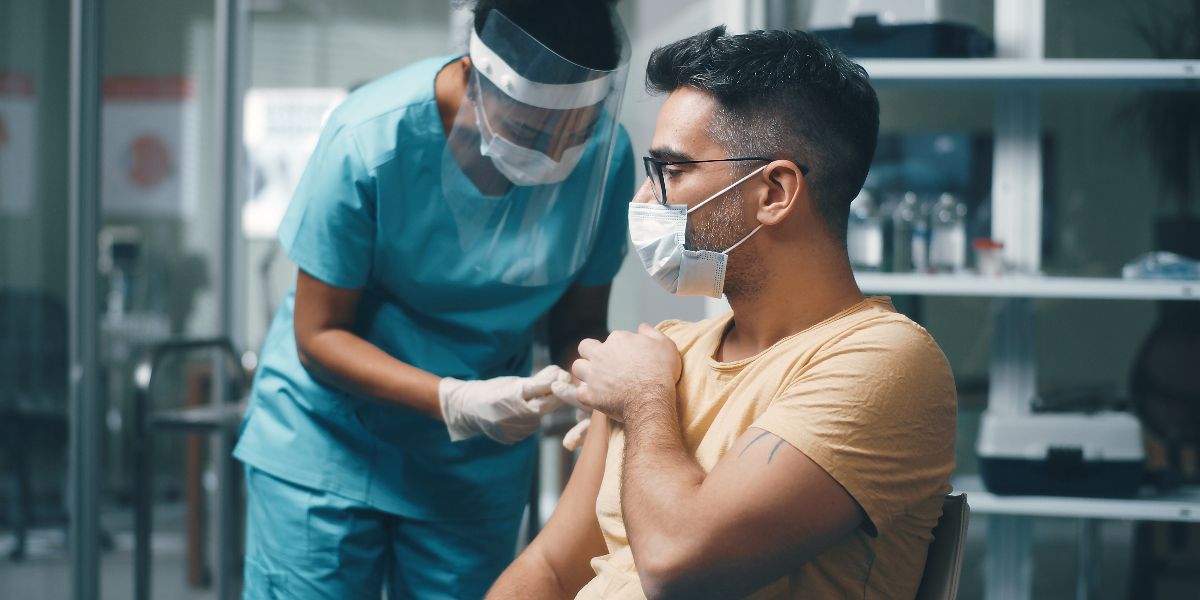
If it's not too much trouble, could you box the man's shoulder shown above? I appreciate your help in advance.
[834,299,944,358]
[656,314,728,349]
[809,298,954,396]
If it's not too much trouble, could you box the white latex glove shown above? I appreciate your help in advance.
[552,379,591,451]
[562,411,591,452]
[439,365,569,444]
[550,379,585,410]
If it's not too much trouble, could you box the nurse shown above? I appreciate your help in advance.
[232,0,633,597]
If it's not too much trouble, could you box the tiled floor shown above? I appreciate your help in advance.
[2,505,1198,599]
[0,502,224,600]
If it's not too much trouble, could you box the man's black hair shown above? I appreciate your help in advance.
[646,26,879,242]
[470,0,622,72]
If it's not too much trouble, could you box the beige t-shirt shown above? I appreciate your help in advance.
[575,297,957,600]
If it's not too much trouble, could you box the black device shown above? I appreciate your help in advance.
[812,15,995,58]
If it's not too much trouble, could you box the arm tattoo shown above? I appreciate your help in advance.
[767,439,787,464]
[738,430,773,457]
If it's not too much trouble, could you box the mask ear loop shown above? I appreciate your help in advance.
[686,163,769,214]
[723,223,763,255]
[684,163,769,254]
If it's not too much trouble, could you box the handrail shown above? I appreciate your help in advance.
[133,337,249,400]
[132,336,248,600]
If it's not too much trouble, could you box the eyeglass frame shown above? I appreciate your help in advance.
[642,156,810,206]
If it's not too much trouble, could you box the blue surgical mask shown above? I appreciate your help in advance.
[628,165,767,298]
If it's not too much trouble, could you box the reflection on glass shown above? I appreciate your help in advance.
[0,0,73,597]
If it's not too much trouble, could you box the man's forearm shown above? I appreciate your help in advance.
[488,549,572,600]
[620,385,708,575]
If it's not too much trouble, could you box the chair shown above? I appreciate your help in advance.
[915,492,970,600]
[133,338,250,600]
[0,290,69,561]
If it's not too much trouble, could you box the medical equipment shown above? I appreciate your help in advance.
[977,410,1145,498]
[807,1,993,58]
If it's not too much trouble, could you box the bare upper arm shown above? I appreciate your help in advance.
[293,269,362,352]
[660,427,864,597]
[521,410,612,594]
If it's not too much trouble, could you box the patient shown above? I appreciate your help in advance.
[488,26,956,600]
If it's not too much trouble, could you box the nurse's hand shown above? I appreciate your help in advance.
[561,410,590,452]
[439,365,571,444]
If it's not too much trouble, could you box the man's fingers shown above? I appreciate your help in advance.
[573,382,596,410]
[638,322,669,340]
[577,337,603,359]
[570,357,593,383]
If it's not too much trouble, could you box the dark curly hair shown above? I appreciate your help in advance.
[646,26,879,242]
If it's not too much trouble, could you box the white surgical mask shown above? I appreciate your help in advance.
[628,165,767,298]
[474,95,587,186]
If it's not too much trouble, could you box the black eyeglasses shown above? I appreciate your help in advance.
[642,156,809,205]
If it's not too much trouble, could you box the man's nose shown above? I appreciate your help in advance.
[632,178,656,204]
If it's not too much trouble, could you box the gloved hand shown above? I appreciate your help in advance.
[552,380,590,451]
[562,411,591,452]
[439,365,571,444]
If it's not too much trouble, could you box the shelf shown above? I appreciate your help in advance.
[854,272,1200,301]
[858,59,1200,88]
[952,475,1200,522]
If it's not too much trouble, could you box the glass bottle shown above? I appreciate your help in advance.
[848,189,883,271]
[891,191,922,273]
[930,192,968,273]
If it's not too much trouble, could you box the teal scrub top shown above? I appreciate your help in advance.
[233,55,634,521]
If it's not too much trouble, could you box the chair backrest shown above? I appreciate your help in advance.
[915,492,969,600]
[0,290,69,402]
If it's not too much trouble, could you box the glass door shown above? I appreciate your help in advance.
[0,0,75,597]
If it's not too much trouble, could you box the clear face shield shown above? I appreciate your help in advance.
[441,9,630,287]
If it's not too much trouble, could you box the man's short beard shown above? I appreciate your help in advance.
[686,187,766,301]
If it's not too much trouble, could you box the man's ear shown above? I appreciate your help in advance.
[756,159,806,226]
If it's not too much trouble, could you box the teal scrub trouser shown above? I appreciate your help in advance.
[242,467,525,600]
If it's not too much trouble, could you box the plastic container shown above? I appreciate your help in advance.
[973,237,1005,277]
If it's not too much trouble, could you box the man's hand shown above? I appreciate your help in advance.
[558,323,681,422]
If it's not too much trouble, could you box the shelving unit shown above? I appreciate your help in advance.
[859,58,1200,87]
[857,2,1200,599]
[953,475,1200,523]
[855,273,1200,301]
